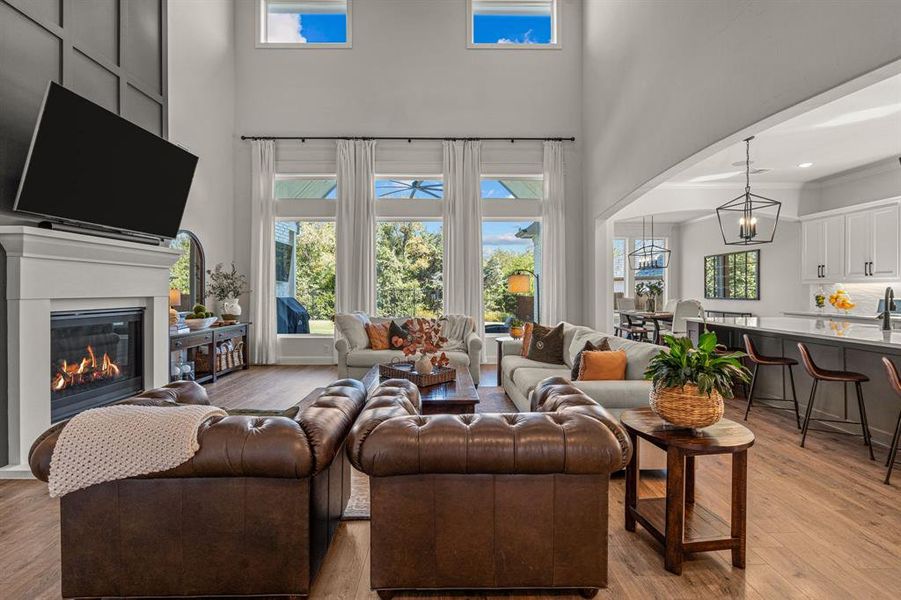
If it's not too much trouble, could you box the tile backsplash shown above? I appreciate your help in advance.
[807,282,901,314]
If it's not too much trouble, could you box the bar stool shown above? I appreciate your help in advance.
[882,357,901,485]
[797,342,875,460]
[742,335,800,428]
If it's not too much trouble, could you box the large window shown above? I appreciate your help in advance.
[483,220,540,332]
[481,176,543,199]
[275,221,336,335]
[375,177,443,200]
[613,238,626,294]
[275,176,337,199]
[376,222,443,317]
[705,250,760,300]
[257,0,351,48]
[468,0,559,49]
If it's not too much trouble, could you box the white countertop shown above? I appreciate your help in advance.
[688,316,901,349]
[784,310,901,323]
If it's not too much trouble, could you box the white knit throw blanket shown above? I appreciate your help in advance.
[48,404,226,498]
[440,314,474,352]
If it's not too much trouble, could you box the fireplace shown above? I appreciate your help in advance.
[50,308,144,422]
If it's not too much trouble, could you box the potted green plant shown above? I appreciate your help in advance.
[206,263,250,322]
[644,332,750,428]
[509,318,524,339]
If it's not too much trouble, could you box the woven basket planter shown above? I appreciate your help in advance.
[649,384,724,429]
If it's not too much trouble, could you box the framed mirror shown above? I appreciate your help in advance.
[168,230,206,312]
[704,249,759,300]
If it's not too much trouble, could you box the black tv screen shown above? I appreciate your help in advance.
[14,82,198,239]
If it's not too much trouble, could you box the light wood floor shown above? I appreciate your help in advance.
[2,365,899,599]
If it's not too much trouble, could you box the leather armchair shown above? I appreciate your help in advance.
[29,379,367,599]
[347,377,632,599]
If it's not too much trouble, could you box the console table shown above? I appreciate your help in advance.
[620,408,755,574]
[169,322,250,384]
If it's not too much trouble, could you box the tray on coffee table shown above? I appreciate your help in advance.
[362,364,479,415]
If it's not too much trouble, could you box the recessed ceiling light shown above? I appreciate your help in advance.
[798,162,813,168]
[688,171,743,183]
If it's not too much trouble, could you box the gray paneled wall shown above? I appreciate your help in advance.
[0,0,168,217]
[0,0,168,466]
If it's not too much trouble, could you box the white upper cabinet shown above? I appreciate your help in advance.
[801,215,844,283]
[803,201,899,283]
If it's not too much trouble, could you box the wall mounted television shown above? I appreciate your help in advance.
[13,82,198,240]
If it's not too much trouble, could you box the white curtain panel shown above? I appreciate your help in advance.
[442,140,484,343]
[335,139,377,315]
[541,140,567,325]
[249,139,277,364]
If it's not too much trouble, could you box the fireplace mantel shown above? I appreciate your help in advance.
[0,226,181,476]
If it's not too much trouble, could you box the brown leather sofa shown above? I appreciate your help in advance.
[29,379,367,599]
[348,376,632,599]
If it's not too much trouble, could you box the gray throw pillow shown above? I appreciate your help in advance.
[571,337,611,380]
[526,323,566,364]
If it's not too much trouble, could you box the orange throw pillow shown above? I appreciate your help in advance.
[520,322,534,357]
[365,322,391,350]
[577,350,627,381]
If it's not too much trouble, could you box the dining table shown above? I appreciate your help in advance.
[617,310,674,344]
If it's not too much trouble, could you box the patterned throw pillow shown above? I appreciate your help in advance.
[526,323,565,364]
[520,322,534,357]
[389,320,413,350]
[571,338,611,380]
[365,322,391,350]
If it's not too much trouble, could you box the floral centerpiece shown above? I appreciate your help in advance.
[402,318,450,374]
[644,332,750,428]
[636,280,665,312]
[206,263,250,321]
[828,289,855,314]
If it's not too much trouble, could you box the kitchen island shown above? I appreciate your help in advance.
[687,316,900,448]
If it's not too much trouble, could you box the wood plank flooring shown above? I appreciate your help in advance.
[1,365,899,599]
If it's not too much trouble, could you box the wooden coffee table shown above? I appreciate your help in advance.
[361,364,480,415]
[620,408,755,575]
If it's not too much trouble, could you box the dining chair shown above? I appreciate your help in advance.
[663,298,679,313]
[669,300,703,337]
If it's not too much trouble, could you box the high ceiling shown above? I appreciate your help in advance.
[669,73,901,185]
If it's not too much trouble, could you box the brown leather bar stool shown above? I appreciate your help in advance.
[742,335,801,428]
[797,342,875,460]
[882,357,901,484]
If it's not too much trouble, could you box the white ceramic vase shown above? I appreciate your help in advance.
[221,297,242,320]
[414,354,433,375]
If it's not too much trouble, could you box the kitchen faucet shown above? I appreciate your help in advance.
[880,287,896,331]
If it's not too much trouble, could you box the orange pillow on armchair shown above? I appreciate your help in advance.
[577,350,627,381]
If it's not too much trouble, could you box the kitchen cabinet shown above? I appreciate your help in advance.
[844,204,899,281]
[801,215,844,283]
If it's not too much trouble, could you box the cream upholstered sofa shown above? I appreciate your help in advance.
[501,322,665,468]
[335,313,483,385]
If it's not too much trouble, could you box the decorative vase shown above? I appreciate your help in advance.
[414,354,433,375]
[220,297,242,321]
[649,384,724,429]
[647,297,656,313]
[510,326,524,339]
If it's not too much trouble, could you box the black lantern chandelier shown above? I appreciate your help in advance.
[716,136,782,246]
[627,215,670,271]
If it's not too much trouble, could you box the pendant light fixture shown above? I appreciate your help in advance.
[716,136,782,245]
[628,215,671,271]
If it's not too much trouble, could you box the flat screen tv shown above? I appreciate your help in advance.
[14,82,198,240]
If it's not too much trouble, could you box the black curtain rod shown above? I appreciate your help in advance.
[240,135,575,142]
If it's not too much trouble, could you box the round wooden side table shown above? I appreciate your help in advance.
[620,407,755,575]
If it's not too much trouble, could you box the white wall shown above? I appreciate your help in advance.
[800,158,901,216]
[582,0,901,329]
[678,216,806,317]
[168,1,237,277]
[233,0,584,362]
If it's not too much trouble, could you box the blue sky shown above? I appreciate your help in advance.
[473,15,552,44]
[414,221,535,257]
[267,12,346,44]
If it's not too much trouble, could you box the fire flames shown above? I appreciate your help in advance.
[52,345,121,392]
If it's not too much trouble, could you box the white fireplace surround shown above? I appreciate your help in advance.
[0,226,180,477]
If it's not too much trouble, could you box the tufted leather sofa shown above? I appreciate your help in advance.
[29,379,367,599]
[347,376,633,599]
